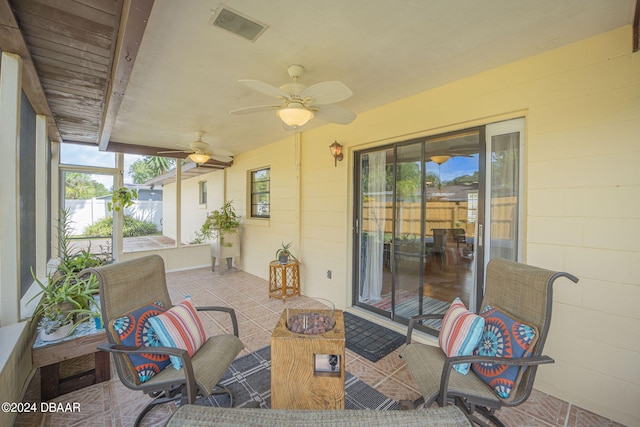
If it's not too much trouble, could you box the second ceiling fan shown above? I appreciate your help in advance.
[230,64,356,128]
[158,131,233,164]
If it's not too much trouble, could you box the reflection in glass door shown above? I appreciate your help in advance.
[423,131,480,312]
[392,143,424,319]
[354,132,481,320]
[356,148,393,316]
[485,118,525,263]
[354,119,523,332]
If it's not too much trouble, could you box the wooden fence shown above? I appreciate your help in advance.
[361,197,516,240]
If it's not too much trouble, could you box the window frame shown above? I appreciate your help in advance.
[199,180,207,206]
[249,167,270,219]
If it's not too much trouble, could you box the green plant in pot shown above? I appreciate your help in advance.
[28,268,100,341]
[276,242,298,264]
[56,208,111,276]
[197,201,241,247]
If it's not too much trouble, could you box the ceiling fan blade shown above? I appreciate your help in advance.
[313,104,357,125]
[210,155,233,163]
[157,149,191,154]
[211,147,234,157]
[230,105,279,115]
[239,80,290,99]
[302,81,353,105]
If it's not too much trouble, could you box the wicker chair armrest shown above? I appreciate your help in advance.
[445,354,554,368]
[196,306,239,337]
[436,353,554,405]
[96,342,198,403]
[406,313,445,345]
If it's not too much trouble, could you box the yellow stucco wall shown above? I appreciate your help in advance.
[228,26,639,425]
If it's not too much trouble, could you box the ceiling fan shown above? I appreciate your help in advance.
[158,131,233,164]
[230,64,356,128]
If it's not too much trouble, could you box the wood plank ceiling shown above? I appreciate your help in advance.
[8,0,122,144]
[2,0,231,168]
[10,0,122,144]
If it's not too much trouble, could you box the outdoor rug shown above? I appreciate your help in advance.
[198,345,399,410]
[343,311,406,363]
[395,296,450,329]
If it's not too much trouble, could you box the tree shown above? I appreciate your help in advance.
[128,156,175,184]
[448,171,479,186]
[65,173,110,199]
[389,162,422,200]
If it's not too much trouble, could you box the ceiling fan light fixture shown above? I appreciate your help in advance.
[277,103,314,127]
[188,153,210,164]
[431,155,451,165]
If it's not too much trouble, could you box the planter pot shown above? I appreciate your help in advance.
[39,322,73,342]
[211,230,241,274]
[279,255,289,264]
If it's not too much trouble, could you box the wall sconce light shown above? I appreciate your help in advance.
[329,141,343,166]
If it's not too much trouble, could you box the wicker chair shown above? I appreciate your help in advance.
[401,258,578,426]
[84,255,244,426]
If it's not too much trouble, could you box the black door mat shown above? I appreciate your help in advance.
[344,312,406,363]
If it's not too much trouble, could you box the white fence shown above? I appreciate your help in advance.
[65,199,163,236]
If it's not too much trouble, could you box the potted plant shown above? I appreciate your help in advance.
[28,268,100,341]
[276,242,298,264]
[107,187,138,212]
[197,201,241,273]
[56,208,111,277]
[197,201,241,245]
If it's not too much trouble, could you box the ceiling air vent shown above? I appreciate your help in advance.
[209,4,268,42]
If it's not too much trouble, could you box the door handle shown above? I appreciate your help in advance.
[478,225,483,247]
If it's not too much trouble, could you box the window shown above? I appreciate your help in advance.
[199,181,207,205]
[20,90,36,298]
[250,168,270,218]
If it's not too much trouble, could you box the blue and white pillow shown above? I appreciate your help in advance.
[109,301,171,383]
[472,305,539,400]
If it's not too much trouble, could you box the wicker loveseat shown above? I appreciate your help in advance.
[166,404,472,426]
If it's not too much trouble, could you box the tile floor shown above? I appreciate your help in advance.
[15,267,623,426]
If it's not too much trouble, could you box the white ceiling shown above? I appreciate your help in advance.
[109,0,635,156]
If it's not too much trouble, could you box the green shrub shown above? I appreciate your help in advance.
[84,216,158,238]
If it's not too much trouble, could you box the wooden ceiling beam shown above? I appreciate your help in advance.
[99,0,154,151]
[0,0,61,142]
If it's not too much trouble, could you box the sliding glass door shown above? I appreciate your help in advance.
[356,148,393,311]
[484,118,525,263]
[354,118,524,331]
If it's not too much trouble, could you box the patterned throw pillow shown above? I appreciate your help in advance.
[472,305,539,400]
[109,301,171,384]
[148,297,207,370]
[438,297,485,375]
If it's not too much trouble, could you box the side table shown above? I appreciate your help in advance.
[271,309,345,409]
[268,260,300,300]
[32,321,110,401]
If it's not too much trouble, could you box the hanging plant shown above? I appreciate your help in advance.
[107,187,138,212]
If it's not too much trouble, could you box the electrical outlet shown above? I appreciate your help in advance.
[326,270,332,279]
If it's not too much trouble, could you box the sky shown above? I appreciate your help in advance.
[426,154,478,182]
[60,143,143,188]
[60,143,479,189]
